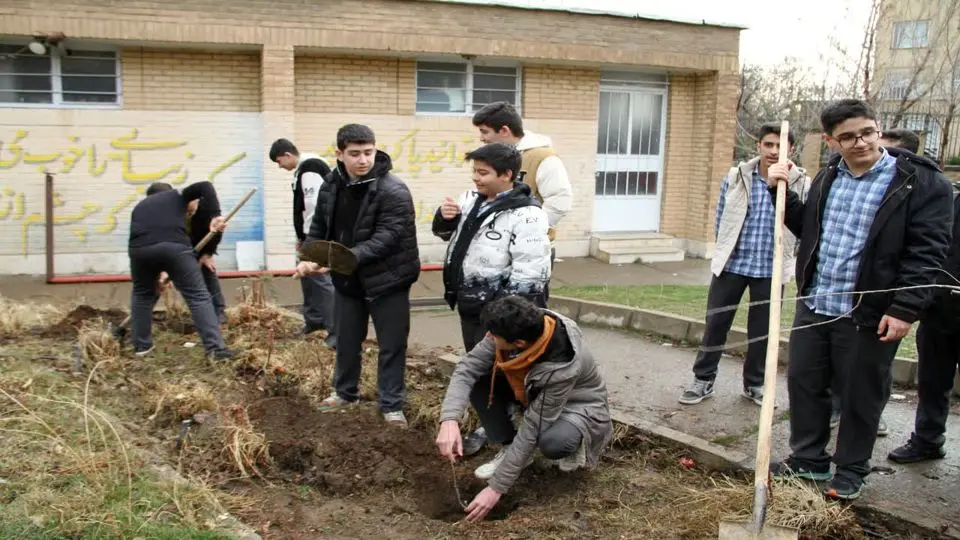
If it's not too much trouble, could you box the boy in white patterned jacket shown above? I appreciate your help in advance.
[433,142,552,354]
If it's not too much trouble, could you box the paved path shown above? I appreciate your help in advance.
[408,309,960,536]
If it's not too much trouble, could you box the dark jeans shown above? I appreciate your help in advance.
[332,287,410,413]
[544,247,557,302]
[693,271,776,388]
[787,302,898,480]
[469,370,582,457]
[911,318,960,448]
[201,265,227,324]
[460,312,486,353]
[301,271,337,346]
[129,242,226,353]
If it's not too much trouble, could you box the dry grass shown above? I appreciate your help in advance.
[147,380,219,426]
[219,404,271,479]
[0,295,62,336]
[77,321,122,362]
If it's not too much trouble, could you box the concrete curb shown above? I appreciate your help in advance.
[547,295,957,392]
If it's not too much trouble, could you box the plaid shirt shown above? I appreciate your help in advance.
[805,149,897,316]
[716,168,775,278]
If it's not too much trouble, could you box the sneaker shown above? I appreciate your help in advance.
[318,393,354,412]
[462,427,488,457]
[134,345,155,358]
[474,445,533,480]
[770,459,833,482]
[383,411,408,428]
[742,386,764,406]
[557,441,587,472]
[887,439,946,464]
[678,378,715,405]
[206,348,237,362]
[830,410,841,429]
[824,474,863,500]
[876,417,888,437]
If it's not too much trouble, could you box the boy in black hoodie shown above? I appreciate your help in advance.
[128,181,236,360]
[295,124,420,427]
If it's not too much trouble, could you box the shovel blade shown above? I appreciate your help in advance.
[718,521,799,540]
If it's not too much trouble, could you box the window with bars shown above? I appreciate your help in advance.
[892,20,929,49]
[415,61,520,114]
[594,170,659,196]
[0,44,120,106]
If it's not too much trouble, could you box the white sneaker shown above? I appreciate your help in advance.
[134,345,155,358]
[557,441,587,472]
[474,447,510,480]
[383,410,408,428]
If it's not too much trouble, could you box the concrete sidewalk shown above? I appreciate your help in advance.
[408,308,960,537]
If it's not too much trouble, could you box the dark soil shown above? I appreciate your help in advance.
[40,305,127,338]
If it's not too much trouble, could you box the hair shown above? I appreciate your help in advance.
[820,99,878,135]
[464,143,522,182]
[146,182,173,196]
[880,128,920,154]
[336,124,377,150]
[480,296,545,343]
[269,138,299,162]
[471,101,524,138]
[757,122,796,147]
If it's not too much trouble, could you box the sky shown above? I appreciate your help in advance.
[442,0,875,77]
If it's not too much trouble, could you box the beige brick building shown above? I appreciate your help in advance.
[0,0,741,276]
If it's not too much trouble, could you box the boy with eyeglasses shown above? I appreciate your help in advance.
[765,99,953,500]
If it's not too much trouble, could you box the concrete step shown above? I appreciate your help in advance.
[594,245,686,265]
[590,232,677,252]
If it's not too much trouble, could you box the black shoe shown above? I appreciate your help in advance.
[207,348,238,362]
[462,427,488,457]
[888,439,946,464]
[770,459,832,482]
[824,474,863,500]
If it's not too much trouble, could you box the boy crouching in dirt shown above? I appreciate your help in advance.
[435,296,613,521]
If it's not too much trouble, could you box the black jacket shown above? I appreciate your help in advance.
[307,150,420,298]
[777,147,954,326]
[293,157,331,242]
[924,181,960,325]
[129,181,218,249]
[188,186,223,257]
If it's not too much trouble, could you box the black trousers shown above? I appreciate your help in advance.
[787,302,898,480]
[460,312,487,353]
[544,247,557,302]
[200,265,227,324]
[911,317,960,448]
[332,287,410,413]
[692,271,776,388]
[129,242,226,353]
[469,370,582,458]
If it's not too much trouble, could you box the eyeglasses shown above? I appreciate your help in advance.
[834,129,880,149]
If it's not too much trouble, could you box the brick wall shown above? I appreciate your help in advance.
[295,56,414,115]
[122,49,260,111]
[522,65,600,120]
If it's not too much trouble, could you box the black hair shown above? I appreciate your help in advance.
[336,124,376,150]
[820,99,878,135]
[269,138,299,162]
[464,143,522,182]
[480,296,545,343]
[757,122,796,146]
[471,101,524,138]
[880,128,921,154]
[146,182,173,196]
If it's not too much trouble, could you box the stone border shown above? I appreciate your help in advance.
[546,295,960,395]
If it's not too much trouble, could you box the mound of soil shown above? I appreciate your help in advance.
[248,394,579,523]
[41,305,127,338]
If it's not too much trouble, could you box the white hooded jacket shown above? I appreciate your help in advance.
[517,132,573,228]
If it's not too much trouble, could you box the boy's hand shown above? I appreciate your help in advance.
[766,162,792,188]
[440,197,460,220]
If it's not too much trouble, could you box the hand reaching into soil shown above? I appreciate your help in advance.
[465,486,502,522]
[436,420,463,462]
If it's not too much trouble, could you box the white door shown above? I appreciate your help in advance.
[592,88,667,232]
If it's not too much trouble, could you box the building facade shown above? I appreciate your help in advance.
[873,0,960,162]
[0,0,741,276]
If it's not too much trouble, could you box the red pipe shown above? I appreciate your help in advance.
[47,264,444,284]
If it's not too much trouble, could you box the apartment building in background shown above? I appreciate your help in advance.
[0,0,742,276]
[873,0,960,162]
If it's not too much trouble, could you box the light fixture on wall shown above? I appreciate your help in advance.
[26,32,67,56]
[27,39,47,55]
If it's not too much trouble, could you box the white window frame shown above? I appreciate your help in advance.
[414,58,521,117]
[0,40,122,109]
[892,20,930,49]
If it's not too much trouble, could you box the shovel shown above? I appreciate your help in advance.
[294,239,359,276]
[718,121,799,540]
[111,187,258,341]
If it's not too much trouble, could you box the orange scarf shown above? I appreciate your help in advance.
[489,315,557,407]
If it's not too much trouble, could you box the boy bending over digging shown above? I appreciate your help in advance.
[435,296,613,521]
